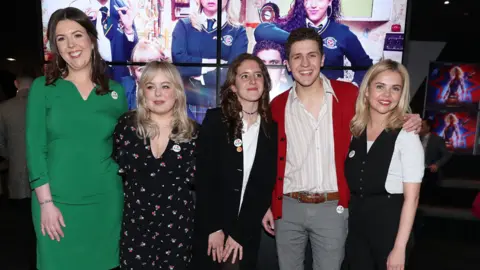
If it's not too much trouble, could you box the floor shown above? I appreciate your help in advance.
[1,196,479,270]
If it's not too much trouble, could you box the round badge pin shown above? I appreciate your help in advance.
[348,150,355,158]
[336,205,344,214]
[111,91,118,100]
[236,146,243,152]
[172,145,181,152]
[234,139,242,147]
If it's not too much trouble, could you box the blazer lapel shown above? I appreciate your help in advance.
[230,133,245,192]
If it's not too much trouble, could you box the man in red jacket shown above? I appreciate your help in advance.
[261,28,421,270]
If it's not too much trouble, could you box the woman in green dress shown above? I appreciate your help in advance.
[26,7,128,270]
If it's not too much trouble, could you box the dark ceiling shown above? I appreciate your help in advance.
[0,0,478,71]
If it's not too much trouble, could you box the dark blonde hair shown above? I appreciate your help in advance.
[136,61,196,143]
[350,59,411,137]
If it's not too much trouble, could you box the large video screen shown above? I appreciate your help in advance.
[425,62,480,110]
[40,0,408,64]
[424,110,479,155]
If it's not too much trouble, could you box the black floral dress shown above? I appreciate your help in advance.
[113,112,196,270]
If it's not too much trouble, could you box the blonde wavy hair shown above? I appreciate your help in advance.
[135,61,197,143]
[190,0,241,31]
[350,59,411,137]
[450,66,464,79]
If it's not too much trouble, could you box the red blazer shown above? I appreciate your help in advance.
[270,79,358,219]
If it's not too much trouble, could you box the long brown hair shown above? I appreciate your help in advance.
[220,53,272,142]
[45,7,110,95]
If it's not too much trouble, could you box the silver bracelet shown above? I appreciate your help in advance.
[39,199,53,206]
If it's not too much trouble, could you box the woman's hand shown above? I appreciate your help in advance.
[208,230,225,262]
[387,247,405,270]
[262,208,275,235]
[403,114,422,133]
[40,203,66,242]
[222,236,243,264]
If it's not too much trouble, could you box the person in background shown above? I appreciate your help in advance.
[120,38,169,110]
[193,53,277,270]
[0,69,35,201]
[343,59,424,270]
[114,61,197,269]
[26,7,128,270]
[252,40,290,101]
[172,0,248,89]
[418,118,451,204]
[254,0,372,86]
[83,0,138,81]
[0,67,38,270]
[261,28,421,270]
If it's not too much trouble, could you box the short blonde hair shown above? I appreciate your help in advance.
[190,0,241,31]
[135,61,196,143]
[350,59,411,137]
[131,39,165,63]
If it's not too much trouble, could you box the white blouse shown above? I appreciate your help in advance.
[367,130,425,194]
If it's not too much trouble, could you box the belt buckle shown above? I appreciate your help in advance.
[296,192,303,203]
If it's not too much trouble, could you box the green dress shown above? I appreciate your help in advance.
[26,77,128,270]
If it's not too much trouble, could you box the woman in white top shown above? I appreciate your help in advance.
[343,59,424,270]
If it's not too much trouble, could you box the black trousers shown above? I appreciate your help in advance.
[419,169,439,205]
[343,195,409,270]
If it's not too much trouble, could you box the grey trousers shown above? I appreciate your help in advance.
[275,196,349,270]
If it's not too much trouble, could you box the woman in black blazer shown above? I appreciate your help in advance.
[192,53,278,270]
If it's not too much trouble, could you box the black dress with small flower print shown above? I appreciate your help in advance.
[113,112,196,270]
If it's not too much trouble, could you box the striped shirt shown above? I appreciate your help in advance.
[284,73,339,194]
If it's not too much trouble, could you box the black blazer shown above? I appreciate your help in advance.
[192,108,277,269]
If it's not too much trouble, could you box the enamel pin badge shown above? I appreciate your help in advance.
[172,145,181,152]
[111,91,118,100]
[234,139,242,147]
[336,206,344,214]
[348,150,355,158]
[234,139,243,152]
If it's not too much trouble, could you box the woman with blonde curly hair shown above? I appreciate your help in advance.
[343,60,424,270]
[113,61,198,269]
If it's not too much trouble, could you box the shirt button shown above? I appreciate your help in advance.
[277,196,282,200]
[280,157,284,161]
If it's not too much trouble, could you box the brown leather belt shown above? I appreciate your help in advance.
[285,192,340,204]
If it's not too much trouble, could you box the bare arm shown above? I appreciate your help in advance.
[394,183,420,250]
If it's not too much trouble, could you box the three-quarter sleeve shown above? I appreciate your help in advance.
[26,77,50,189]
[399,130,425,183]
[112,114,130,175]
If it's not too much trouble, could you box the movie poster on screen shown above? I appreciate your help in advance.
[40,0,409,119]
[244,0,408,86]
[425,62,480,110]
[425,110,479,155]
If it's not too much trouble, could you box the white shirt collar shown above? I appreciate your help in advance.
[201,11,228,32]
[241,114,261,131]
[306,16,329,30]
[290,73,338,103]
